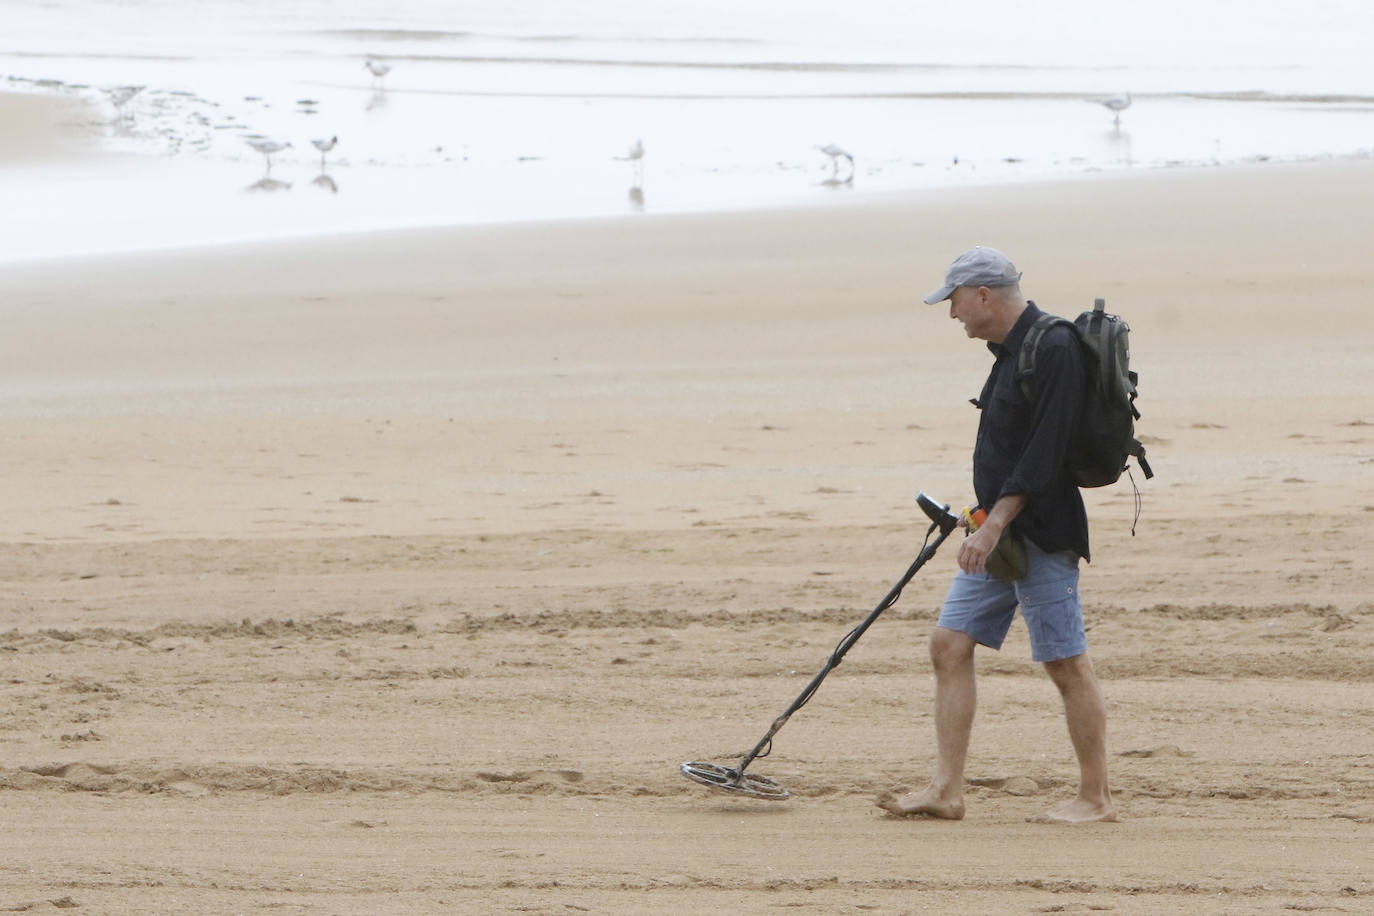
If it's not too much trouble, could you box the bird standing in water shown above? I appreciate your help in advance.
[816,144,855,181]
[245,137,292,173]
[1095,92,1132,126]
[105,85,144,119]
[364,59,392,87]
[616,138,645,182]
[311,136,338,169]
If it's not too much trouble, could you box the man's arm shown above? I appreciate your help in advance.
[958,493,1026,576]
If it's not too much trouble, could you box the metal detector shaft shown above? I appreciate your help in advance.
[727,509,957,784]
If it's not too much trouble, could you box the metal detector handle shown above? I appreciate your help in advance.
[727,507,958,783]
[916,491,960,536]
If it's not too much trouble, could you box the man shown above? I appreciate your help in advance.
[877,246,1118,824]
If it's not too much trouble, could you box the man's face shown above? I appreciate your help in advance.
[948,286,988,339]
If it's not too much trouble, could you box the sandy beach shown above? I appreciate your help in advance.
[1,85,1372,913]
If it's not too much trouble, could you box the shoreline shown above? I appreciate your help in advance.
[5,146,1372,268]
[5,84,1374,265]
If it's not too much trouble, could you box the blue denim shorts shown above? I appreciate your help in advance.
[936,538,1085,663]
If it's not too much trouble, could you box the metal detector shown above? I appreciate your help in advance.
[680,492,961,800]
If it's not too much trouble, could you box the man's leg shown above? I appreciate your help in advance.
[1031,652,1118,823]
[877,626,977,819]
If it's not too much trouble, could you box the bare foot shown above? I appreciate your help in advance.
[1026,797,1120,824]
[875,788,965,820]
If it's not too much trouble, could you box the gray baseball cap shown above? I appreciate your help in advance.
[922,246,1023,304]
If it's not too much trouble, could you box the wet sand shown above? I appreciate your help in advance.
[0,102,1371,911]
[0,90,103,162]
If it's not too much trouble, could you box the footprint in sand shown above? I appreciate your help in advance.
[1000,776,1040,796]
[963,775,1042,796]
[1319,614,1356,632]
[24,762,118,779]
[166,780,211,797]
[1120,745,1192,758]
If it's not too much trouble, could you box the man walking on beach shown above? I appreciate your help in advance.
[878,247,1118,824]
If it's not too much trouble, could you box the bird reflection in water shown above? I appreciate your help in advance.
[1103,126,1133,165]
[245,177,292,193]
[312,173,339,194]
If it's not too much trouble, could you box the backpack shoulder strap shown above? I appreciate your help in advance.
[1015,313,1076,402]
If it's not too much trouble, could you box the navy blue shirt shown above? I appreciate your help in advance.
[972,301,1091,561]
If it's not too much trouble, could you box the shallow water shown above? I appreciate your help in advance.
[4,0,1373,261]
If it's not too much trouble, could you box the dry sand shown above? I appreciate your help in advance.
[1,107,1372,913]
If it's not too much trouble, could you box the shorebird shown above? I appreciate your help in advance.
[615,139,645,181]
[311,135,338,168]
[105,85,144,118]
[364,59,392,86]
[1094,92,1132,125]
[816,144,854,180]
[244,137,292,173]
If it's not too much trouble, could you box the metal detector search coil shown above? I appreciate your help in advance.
[681,492,960,801]
[679,761,790,801]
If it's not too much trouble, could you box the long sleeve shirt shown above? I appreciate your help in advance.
[972,301,1091,561]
